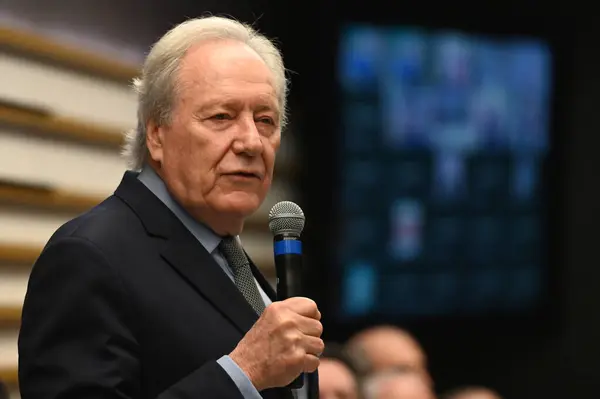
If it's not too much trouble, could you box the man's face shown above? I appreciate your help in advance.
[359,330,431,386]
[147,39,281,235]
[319,359,358,399]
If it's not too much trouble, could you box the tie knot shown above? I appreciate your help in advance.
[218,236,248,271]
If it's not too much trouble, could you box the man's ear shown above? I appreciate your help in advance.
[146,119,164,165]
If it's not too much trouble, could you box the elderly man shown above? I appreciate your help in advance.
[346,326,432,386]
[18,16,323,399]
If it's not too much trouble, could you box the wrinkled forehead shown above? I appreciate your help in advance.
[175,39,280,108]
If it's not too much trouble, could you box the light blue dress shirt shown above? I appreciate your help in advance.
[137,166,269,399]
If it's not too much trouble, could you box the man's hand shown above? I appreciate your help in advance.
[229,297,324,391]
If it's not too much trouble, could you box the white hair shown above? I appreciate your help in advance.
[122,15,289,170]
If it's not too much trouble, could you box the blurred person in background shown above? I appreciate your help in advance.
[346,325,432,387]
[318,342,360,399]
[363,370,436,399]
[441,386,502,399]
[18,15,323,399]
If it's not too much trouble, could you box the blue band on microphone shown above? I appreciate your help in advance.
[274,240,302,255]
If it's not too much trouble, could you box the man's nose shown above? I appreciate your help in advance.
[232,116,263,156]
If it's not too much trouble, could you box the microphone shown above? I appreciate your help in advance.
[268,201,306,389]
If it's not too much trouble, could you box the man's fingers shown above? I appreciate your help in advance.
[297,317,323,337]
[303,354,320,373]
[303,335,325,357]
[285,297,320,320]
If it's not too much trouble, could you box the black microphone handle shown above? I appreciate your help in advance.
[275,253,303,299]
[275,245,304,389]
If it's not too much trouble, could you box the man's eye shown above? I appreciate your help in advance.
[257,117,275,125]
[212,113,231,120]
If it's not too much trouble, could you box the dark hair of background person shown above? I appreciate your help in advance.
[321,342,363,399]
[322,341,361,376]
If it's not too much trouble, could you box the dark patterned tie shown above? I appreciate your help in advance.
[219,236,266,315]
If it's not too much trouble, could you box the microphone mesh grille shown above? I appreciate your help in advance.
[268,201,305,236]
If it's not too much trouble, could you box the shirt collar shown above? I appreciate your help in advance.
[137,165,222,254]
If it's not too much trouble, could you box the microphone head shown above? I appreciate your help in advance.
[268,201,305,236]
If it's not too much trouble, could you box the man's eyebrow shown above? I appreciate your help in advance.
[255,103,280,116]
[197,98,280,115]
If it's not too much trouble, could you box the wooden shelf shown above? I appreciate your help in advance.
[0,182,102,214]
[0,26,139,84]
[0,243,39,265]
[0,305,21,327]
[0,366,18,387]
[0,104,123,148]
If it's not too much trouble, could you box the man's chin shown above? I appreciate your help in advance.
[214,191,263,217]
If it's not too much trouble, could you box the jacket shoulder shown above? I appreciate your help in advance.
[47,195,145,249]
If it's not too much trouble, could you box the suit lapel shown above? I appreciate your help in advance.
[160,228,260,334]
[115,171,260,335]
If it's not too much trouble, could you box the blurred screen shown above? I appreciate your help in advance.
[336,25,552,320]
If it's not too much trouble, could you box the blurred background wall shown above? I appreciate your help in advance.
[0,1,599,399]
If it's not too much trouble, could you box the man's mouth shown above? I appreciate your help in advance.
[224,171,262,179]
